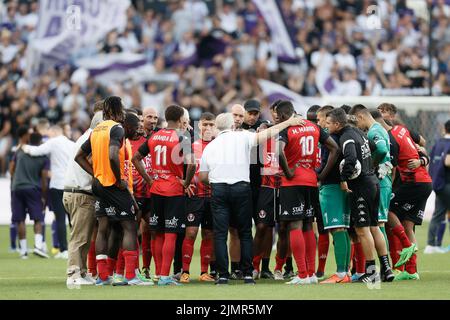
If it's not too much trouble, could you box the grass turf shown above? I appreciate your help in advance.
[1,223,449,300]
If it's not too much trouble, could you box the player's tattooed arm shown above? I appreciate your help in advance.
[277,140,295,179]
[132,151,153,186]
[318,136,340,182]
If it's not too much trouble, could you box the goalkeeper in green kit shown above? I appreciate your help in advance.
[349,104,395,282]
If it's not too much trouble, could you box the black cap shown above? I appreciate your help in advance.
[244,99,260,112]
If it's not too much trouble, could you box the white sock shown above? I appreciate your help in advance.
[19,239,27,255]
[356,272,365,277]
[35,234,43,249]
[336,272,347,278]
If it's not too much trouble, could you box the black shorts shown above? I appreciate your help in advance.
[315,204,326,234]
[348,177,379,228]
[390,182,432,225]
[92,179,136,222]
[279,186,319,222]
[135,197,151,215]
[150,193,186,233]
[186,196,213,230]
[254,187,278,227]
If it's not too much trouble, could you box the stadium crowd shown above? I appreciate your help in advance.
[1,0,450,177]
[2,0,450,287]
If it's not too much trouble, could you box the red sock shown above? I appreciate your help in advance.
[96,255,109,281]
[289,229,307,279]
[123,250,138,280]
[405,253,417,274]
[135,239,140,270]
[87,241,97,276]
[275,255,286,271]
[153,233,164,275]
[161,233,177,276]
[303,230,316,277]
[200,239,212,274]
[182,238,195,273]
[142,229,151,269]
[107,257,116,276]
[253,254,263,272]
[354,242,366,274]
[387,228,401,268]
[392,224,412,248]
[115,249,124,275]
[350,243,355,269]
[317,233,329,274]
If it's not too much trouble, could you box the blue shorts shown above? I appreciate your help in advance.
[11,188,44,222]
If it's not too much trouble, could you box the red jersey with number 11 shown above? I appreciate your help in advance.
[278,120,329,187]
[146,129,186,196]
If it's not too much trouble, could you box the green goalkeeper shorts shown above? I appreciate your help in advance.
[378,184,391,223]
[319,184,350,230]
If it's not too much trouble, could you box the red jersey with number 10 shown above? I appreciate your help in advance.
[126,136,152,198]
[390,125,431,183]
[148,129,185,196]
[278,120,329,187]
[192,139,211,197]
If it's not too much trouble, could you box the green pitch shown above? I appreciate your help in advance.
[1,223,449,300]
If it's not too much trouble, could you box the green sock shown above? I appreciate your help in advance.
[332,231,348,273]
[379,226,389,253]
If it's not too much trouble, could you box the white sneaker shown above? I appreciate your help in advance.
[274,270,284,281]
[309,274,318,284]
[83,274,97,284]
[252,269,260,280]
[20,252,28,260]
[66,277,94,287]
[424,245,446,254]
[285,276,310,285]
[55,250,68,259]
[33,247,49,258]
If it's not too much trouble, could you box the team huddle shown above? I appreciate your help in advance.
[66,96,431,286]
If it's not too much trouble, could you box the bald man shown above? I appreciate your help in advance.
[231,104,245,130]
[142,107,159,137]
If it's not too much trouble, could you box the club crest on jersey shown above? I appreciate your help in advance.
[259,210,267,219]
[187,213,195,222]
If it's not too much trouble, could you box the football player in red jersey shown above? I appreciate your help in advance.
[126,111,154,280]
[386,122,432,281]
[132,105,196,286]
[179,112,217,283]
[252,101,282,280]
[276,101,339,285]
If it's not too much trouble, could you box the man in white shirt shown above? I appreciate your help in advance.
[22,124,76,259]
[64,112,103,287]
[199,112,303,285]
